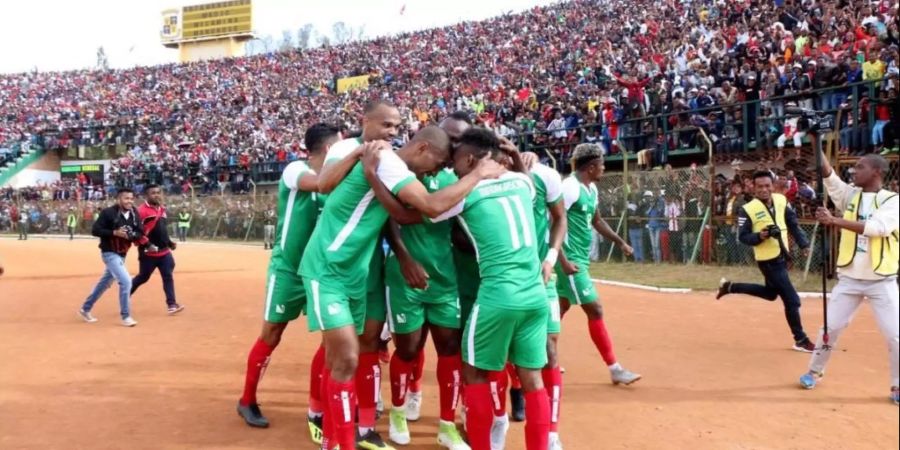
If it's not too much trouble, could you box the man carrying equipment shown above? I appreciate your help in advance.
[717,170,814,352]
[798,153,899,406]
[176,209,191,242]
[432,128,552,450]
[300,125,502,450]
[131,184,185,315]
[556,143,641,385]
[236,124,340,432]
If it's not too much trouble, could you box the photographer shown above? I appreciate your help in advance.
[77,188,144,327]
[716,171,815,352]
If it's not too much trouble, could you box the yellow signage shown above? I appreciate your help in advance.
[180,0,252,40]
[160,8,181,43]
[336,75,370,94]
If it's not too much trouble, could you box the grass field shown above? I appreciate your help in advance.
[588,262,837,292]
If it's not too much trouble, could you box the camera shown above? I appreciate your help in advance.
[766,224,781,238]
[786,106,833,133]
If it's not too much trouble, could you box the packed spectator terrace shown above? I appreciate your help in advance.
[1,0,897,196]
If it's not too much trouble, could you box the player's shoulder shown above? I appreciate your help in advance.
[561,175,581,190]
[531,162,562,183]
[325,137,362,162]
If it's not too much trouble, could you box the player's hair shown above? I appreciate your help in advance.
[144,183,160,192]
[445,110,472,125]
[363,99,396,115]
[860,154,889,177]
[571,143,604,171]
[304,123,340,154]
[116,188,134,196]
[411,125,452,154]
[752,170,775,182]
[456,127,501,159]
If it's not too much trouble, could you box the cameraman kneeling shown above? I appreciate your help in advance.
[717,170,815,352]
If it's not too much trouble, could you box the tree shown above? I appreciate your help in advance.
[261,35,275,53]
[317,34,331,47]
[332,21,352,44]
[279,30,294,51]
[296,23,314,49]
[96,46,109,71]
[355,25,366,42]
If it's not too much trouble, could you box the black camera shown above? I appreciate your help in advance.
[787,106,833,133]
[766,224,781,238]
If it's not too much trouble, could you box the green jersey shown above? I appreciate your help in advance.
[434,172,543,310]
[270,161,320,273]
[530,163,563,260]
[560,176,598,263]
[386,169,459,300]
[299,149,416,299]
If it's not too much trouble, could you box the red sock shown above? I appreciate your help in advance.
[326,374,357,450]
[409,347,426,393]
[488,370,508,417]
[541,366,563,432]
[524,389,551,450]
[240,338,274,406]
[321,369,335,449]
[355,352,380,429]
[389,353,414,408]
[437,355,462,422]
[588,318,617,365]
[506,362,522,390]
[463,383,493,450]
[309,344,326,414]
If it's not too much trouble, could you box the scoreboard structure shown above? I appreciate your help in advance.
[160,0,254,62]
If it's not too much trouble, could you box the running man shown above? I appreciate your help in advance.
[236,124,340,433]
[299,126,501,450]
[798,152,899,405]
[433,128,552,450]
[78,188,144,327]
[130,184,184,315]
[556,143,641,385]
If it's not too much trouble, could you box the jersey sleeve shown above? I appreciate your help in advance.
[324,138,359,165]
[541,166,563,205]
[561,177,580,210]
[376,150,416,195]
[281,161,309,191]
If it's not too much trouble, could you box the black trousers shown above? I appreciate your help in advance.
[130,253,177,307]
[730,258,809,344]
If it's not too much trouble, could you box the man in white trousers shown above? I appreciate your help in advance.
[798,151,899,406]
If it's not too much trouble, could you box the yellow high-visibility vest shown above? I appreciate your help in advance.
[742,194,788,262]
[836,190,899,277]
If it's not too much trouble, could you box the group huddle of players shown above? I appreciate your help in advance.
[236,101,641,450]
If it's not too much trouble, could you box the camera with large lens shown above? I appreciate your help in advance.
[766,224,781,238]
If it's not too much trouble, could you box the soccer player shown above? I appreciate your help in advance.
[383,169,468,449]
[236,124,340,432]
[555,144,641,385]
[299,126,502,450]
[315,100,405,448]
[130,184,185,315]
[432,128,552,450]
[78,188,144,327]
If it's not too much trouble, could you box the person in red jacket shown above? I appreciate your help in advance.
[130,184,185,315]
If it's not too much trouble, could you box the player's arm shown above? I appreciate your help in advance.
[384,220,429,289]
[396,158,503,219]
[816,146,854,210]
[137,209,158,247]
[361,147,422,225]
[592,210,631,254]
[499,137,529,174]
[317,146,364,194]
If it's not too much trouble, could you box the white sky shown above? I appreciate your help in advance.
[0,0,555,74]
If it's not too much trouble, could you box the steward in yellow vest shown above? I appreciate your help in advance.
[800,153,899,400]
[717,170,813,351]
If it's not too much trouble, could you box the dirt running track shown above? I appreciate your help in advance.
[0,238,897,450]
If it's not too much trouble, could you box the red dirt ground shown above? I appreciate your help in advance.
[0,238,897,450]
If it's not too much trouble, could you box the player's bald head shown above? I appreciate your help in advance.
[361,100,401,142]
[439,111,472,145]
[398,126,451,177]
[411,125,451,156]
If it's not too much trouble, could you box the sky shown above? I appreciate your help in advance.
[0,0,555,74]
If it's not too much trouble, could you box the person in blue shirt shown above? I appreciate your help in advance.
[646,192,667,263]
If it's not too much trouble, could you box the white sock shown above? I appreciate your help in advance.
[549,431,560,440]
[358,426,373,435]
[608,362,622,371]
[308,410,323,419]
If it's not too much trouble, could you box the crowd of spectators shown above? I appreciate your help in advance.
[2,0,898,191]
